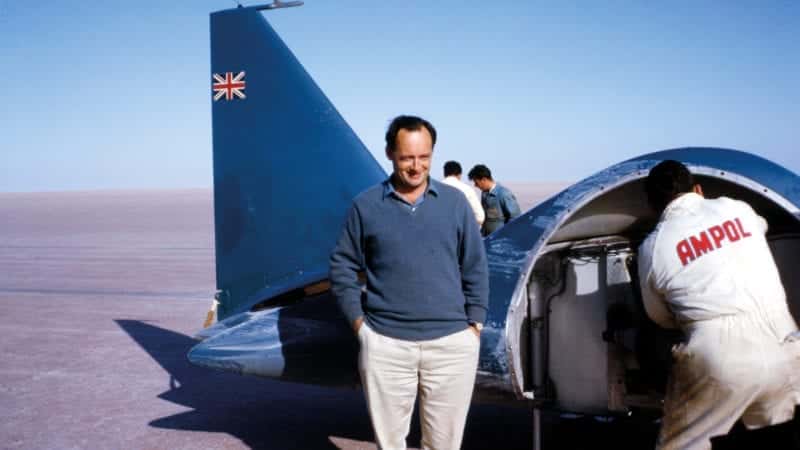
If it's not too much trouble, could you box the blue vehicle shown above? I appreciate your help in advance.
[189,1,800,439]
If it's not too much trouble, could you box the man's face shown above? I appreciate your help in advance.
[386,128,433,191]
[472,177,492,192]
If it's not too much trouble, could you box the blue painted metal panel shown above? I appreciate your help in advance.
[210,6,385,319]
[189,293,360,386]
[627,147,800,206]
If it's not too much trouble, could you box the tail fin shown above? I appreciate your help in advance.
[210,6,385,320]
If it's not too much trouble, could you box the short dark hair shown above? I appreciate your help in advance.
[443,161,462,177]
[385,115,437,152]
[468,164,492,181]
[645,160,694,213]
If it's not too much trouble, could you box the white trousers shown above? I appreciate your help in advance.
[358,324,480,450]
[657,314,800,450]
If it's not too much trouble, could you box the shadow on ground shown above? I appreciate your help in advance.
[116,319,657,450]
[116,319,374,449]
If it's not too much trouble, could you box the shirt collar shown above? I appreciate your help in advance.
[382,176,438,200]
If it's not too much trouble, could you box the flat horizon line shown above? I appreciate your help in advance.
[0,181,575,196]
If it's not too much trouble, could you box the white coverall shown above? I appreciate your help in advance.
[638,192,800,450]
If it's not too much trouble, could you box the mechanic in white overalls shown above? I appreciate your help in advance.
[637,160,800,450]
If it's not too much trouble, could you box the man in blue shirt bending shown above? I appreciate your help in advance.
[467,164,521,236]
[330,115,489,450]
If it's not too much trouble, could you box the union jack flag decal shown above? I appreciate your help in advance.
[212,71,246,101]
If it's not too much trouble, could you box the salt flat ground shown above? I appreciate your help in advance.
[0,186,658,450]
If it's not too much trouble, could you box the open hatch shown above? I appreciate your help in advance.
[515,170,800,415]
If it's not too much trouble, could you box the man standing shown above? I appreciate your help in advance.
[442,160,484,227]
[638,160,800,450]
[467,164,521,235]
[330,115,489,450]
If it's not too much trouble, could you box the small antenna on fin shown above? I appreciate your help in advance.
[256,0,304,10]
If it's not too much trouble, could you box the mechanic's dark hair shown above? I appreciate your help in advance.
[385,115,437,152]
[468,164,492,181]
[443,161,462,177]
[645,160,694,213]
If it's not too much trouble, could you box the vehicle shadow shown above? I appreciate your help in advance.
[116,319,658,450]
[115,319,373,449]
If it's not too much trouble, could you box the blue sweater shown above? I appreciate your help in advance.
[330,178,489,341]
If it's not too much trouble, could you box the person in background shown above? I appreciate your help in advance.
[330,115,489,450]
[442,160,484,227]
[638,160,800,450]
[467,164,521,236]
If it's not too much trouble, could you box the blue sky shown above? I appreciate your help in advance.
[2,1,798,192]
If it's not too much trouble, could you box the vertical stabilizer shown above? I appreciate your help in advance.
[210,6,385,319]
